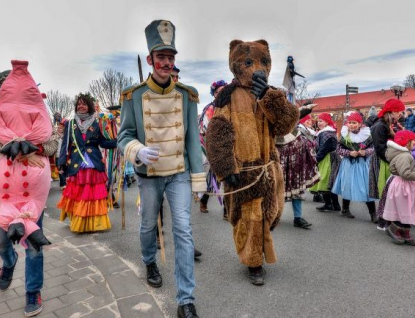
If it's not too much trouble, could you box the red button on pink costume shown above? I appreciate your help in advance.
[0,60,52,247]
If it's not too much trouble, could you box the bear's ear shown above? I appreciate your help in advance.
[254,39,269,48]
[229,40,243,52]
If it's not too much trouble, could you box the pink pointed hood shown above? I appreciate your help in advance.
[0,60,52,145]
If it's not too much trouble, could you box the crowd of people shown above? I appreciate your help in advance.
[1,19,415,318]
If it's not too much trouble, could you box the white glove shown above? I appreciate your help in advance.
[193,192,204,201]
[197,192,204,199]
[136,146,160,165]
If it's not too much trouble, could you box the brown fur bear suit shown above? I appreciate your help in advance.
[206,40,299,267]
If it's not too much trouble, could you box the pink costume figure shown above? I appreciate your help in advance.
[0,60,52,251]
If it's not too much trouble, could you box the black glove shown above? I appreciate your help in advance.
[7,223,25,244]
[9,141,21,160]
[224,173,241,187]
[251,74,269,99]
[26,229,51,252]
[20,141,39,155]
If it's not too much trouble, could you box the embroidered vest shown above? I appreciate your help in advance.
[142,89,185,176]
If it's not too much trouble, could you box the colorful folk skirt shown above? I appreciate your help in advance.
[369,155,390,199]
[332,157,375,202]
[277,137,320,200]
[57,168,111,233]
[309,154,331,193]
[383,176,415,225]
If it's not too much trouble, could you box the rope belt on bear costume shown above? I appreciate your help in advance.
[204,160,275,197]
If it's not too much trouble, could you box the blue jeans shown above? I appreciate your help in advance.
[0,213,44,293]
[292,199,302,218]
[137,171,195,305]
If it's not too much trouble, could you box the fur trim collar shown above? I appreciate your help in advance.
[387,140,409,152]
[298,124,316,136]
[340,126,371,143]
[316,125,336,136]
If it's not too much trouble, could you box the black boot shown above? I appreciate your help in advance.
[178,303,199,318]
[331,193,341,211]
[194,248,202,259]
[248,266,266,285]
[313,193,324,203]
[7,223,25,245]
[366,201,378,224]
[316,193,334,211]
[146,262,162,288]
[341,199,355,218]
[293,217,312,228]
[26,230,51,252]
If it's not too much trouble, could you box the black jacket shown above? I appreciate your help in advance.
[58,119,116,176]
[370,118,391,162]
[315,130,337,163]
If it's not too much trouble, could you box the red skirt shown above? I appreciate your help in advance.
[57,169,111,233]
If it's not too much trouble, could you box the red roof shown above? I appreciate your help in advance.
[312,87,415,113]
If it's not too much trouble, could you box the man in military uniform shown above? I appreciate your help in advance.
[171,65,180,82]
[117,20,205,318]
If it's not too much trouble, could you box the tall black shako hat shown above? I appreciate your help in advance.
[145,20,177,54]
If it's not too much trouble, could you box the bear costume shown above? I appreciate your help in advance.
[206,40,298,284]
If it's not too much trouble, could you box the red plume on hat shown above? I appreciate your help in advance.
[347,112,362,124]
[299,114,312,125]
[394,130,415,147]
[318,112,336,130]
[378,99,405,118]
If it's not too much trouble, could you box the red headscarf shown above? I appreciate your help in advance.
[377,99,405,118]
[318,113,336,130]
[394,130,415,147]
[347,112,363,124]
[299,114,312,125]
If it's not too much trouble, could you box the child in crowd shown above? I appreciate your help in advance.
[381,130,415,245]
[310,113,341,211]
[332,112,377,222]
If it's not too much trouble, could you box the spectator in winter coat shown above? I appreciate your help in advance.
[404,108,415,132]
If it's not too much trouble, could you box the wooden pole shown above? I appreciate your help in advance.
[158,213,166,264]
[121,186,125,230]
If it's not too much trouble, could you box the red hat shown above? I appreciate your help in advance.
[318,113,336,129]
[347,112,362,124]
[394,130,415,147]
[299,114,312,125]
[378,99,405,118]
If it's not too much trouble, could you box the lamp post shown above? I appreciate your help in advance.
[390,83,406,100]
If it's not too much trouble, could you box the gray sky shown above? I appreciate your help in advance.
[1,0,414,108]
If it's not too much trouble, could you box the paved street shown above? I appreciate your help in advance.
[5,180,414,318]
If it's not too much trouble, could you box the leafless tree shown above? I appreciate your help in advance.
[45,90,74,119]
[295,79,321,107]
[404,74,415,89]
[89,69,135,109]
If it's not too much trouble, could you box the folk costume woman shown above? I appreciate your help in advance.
[0,60,52,251]
[57,93,116,233]
[198,80,227,216]
[331,112,377,222]
[276,112,319,229]
[369,99,405,229]
[309,113,341,212]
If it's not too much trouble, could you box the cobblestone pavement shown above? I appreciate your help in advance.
[0,216,166,318]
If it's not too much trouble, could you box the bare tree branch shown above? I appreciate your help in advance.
[45,90,74,119]
[295,79,321,107]
[404,74,415,89]
[89,69,135,109]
